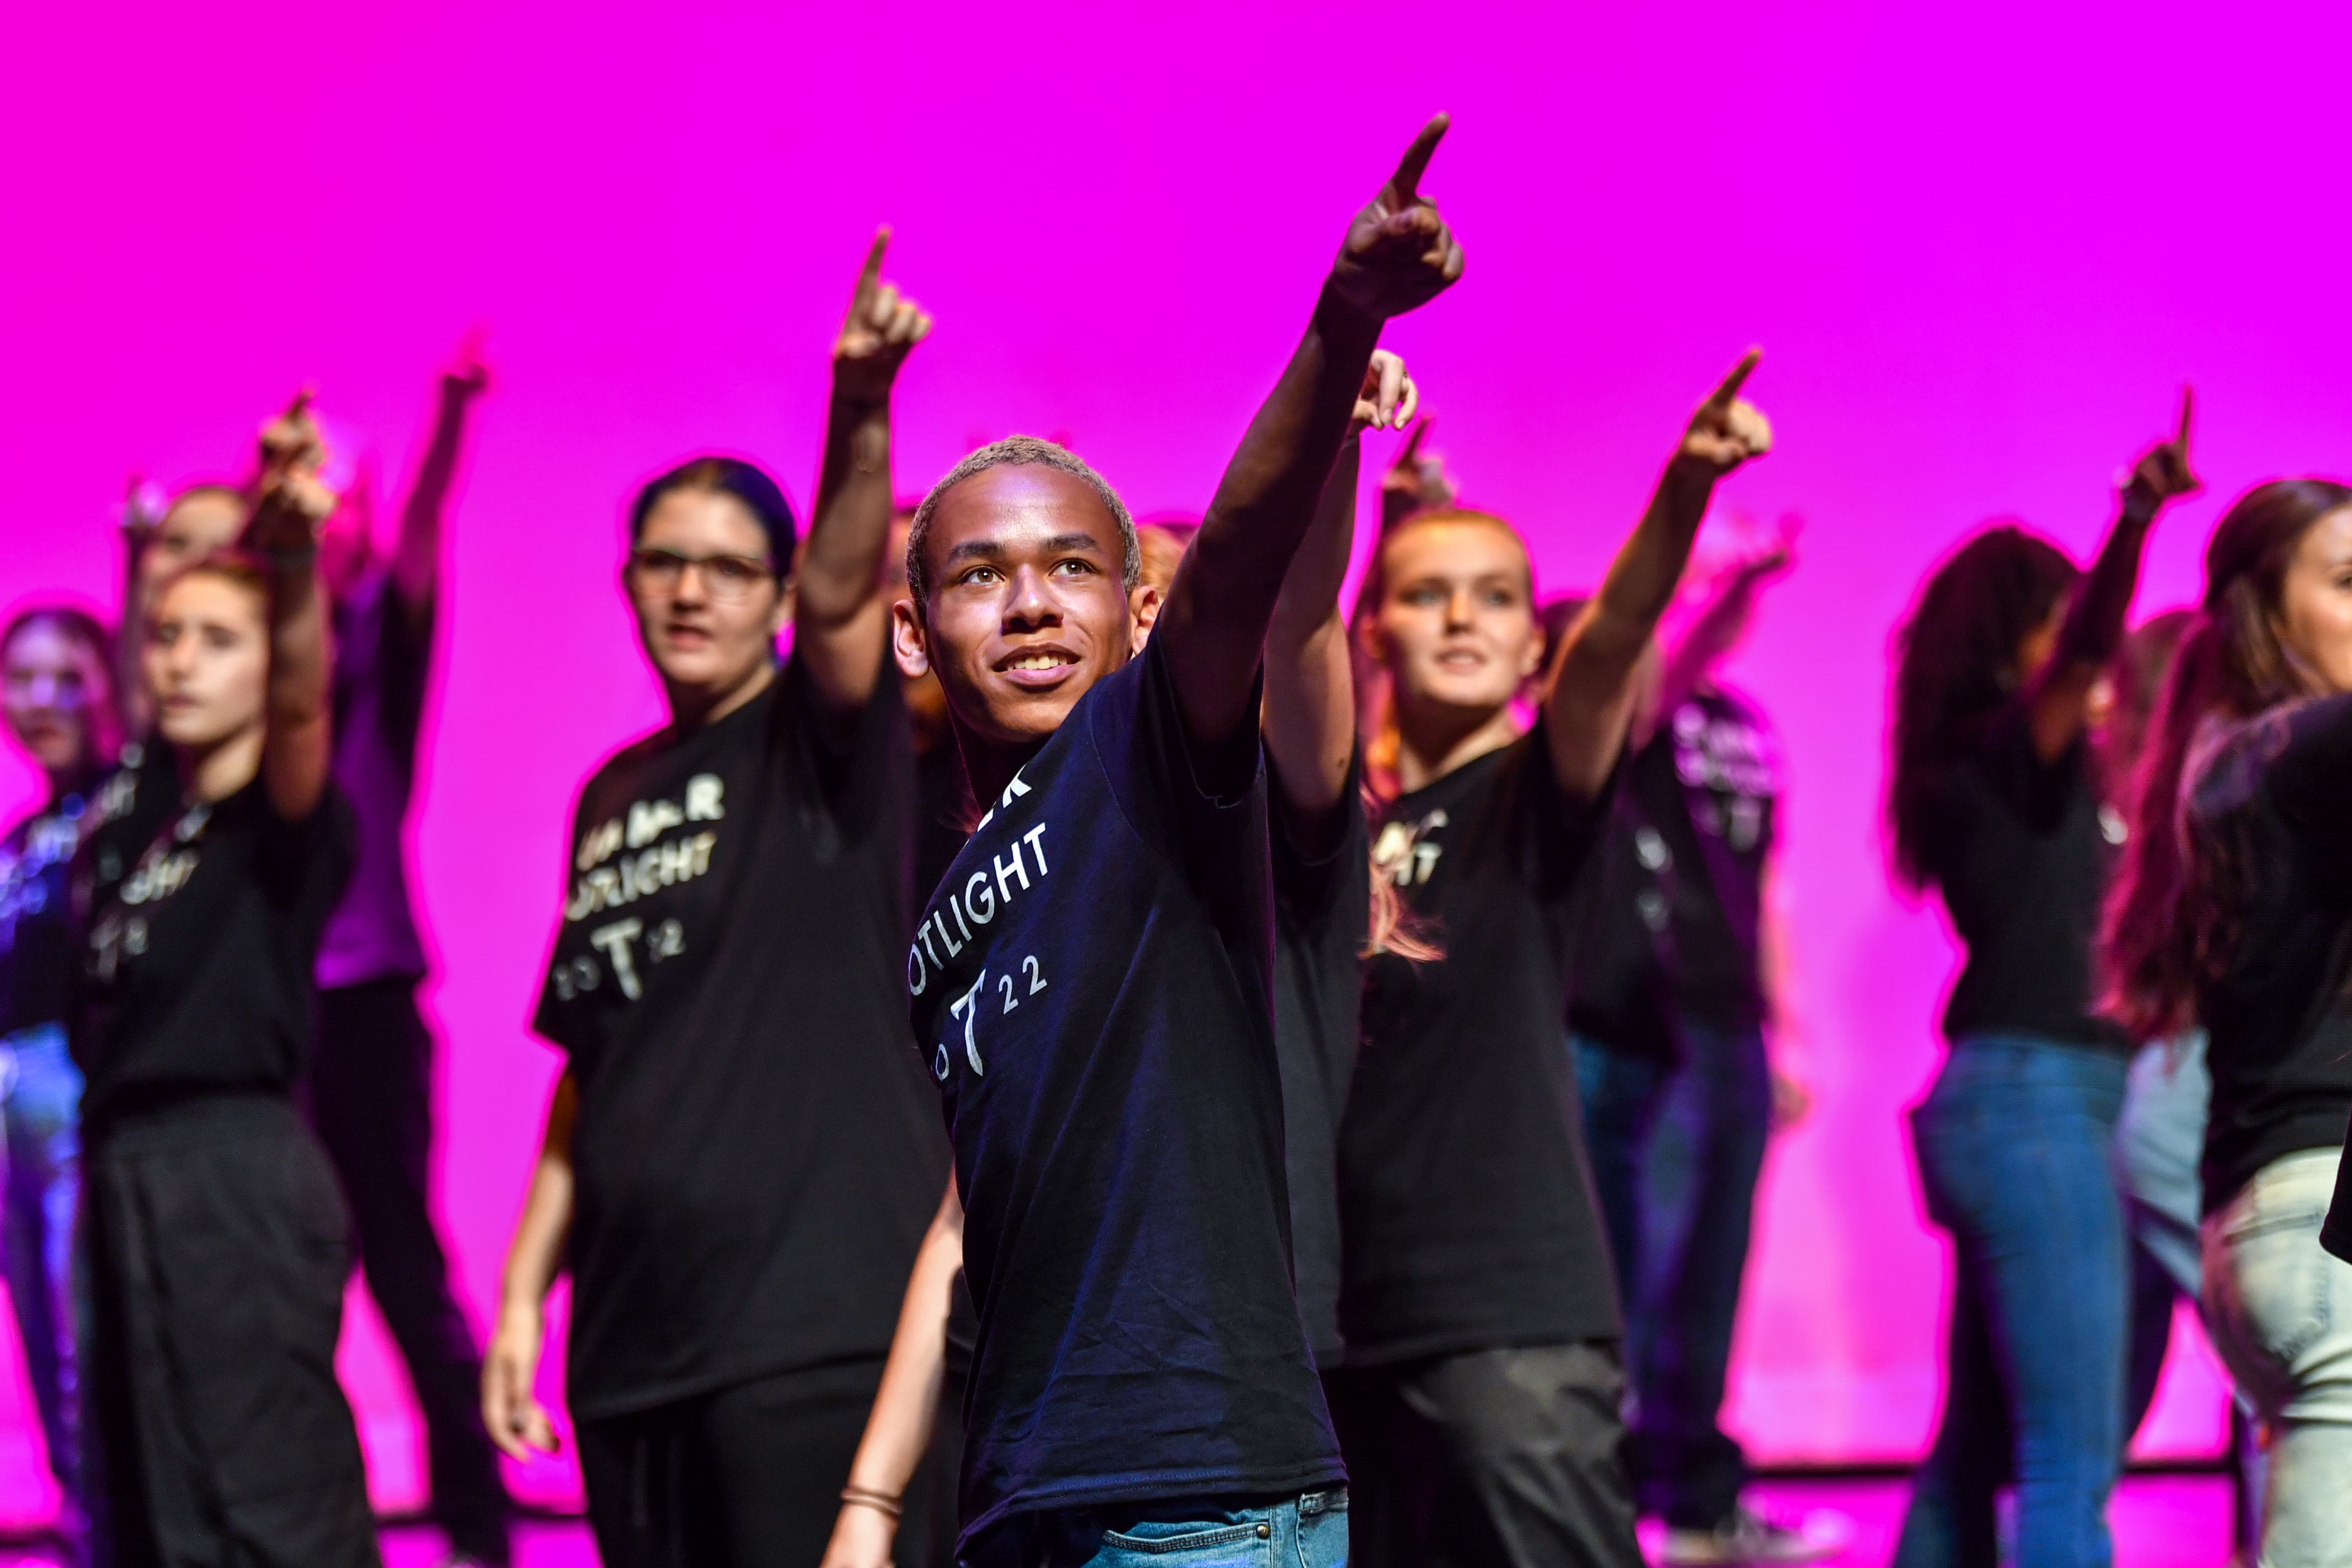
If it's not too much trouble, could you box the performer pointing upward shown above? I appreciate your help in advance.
[832,117,1464,1568]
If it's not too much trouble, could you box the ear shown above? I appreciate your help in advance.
[1516,616,1546,681]
[892,598,932,680]
[1127,583,1162,656]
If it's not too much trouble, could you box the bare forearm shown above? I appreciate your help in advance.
[1264,431,1362,822]
[795,392,896,709]
[391,391,474,620]
[119,531,153,739]
[501,1076,577,1309]
[843,1206,962,1499]
[1654,569,1759,723]
[1165,286,1382,744]
[260,561,333,817]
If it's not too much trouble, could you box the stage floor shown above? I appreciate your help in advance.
[0,1473,2241,1567]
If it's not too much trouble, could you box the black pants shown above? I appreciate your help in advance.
[85,1095,382,1568]
[310,977,508,1565]
[1326,1343,1642,1568]
[577,1359,942,1568]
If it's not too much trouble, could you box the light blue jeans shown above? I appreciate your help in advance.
[1,1021,83,1504]
[2201,1148,2352,1568]
[963,1491,1348,1568]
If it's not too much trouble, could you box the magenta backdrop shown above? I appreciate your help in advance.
[5,0,2348,1521]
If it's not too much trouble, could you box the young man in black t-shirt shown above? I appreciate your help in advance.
[818,121,1464,1568]
[486,236,953,1568]
[1334,353,1773,1568]
[1570,526,1829,1565]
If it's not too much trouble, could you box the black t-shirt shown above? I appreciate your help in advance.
[913,736,974,908]
[1269,760,1369,1371]
[1342,724,1621,1364]
[1565,768,1677,1060]
[1,770,106,1040]
[532,655,946,1421]
[1649,687,1778,1028]
[2184,696,2352,1215]
[908,632,1342,1549]
[1930,707,2129,1050]
[72,774,355,1130]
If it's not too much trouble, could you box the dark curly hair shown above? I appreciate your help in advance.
[2099,479,2352,1039]
[1885,524,2079,892]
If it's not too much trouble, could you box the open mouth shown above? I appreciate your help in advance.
[993,645,1081,688]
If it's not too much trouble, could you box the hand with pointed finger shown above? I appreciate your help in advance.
[1379,416,1457,524]
[1677,349,1773,479]
[2124,385,2199,509]
[1353,350,1418,432]
[442,329,493,403]
[833,228,934,407]
[256,389,325,483]
[1332,114,1465,320]
[245,468,338,556]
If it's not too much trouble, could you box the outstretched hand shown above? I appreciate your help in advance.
[1676,349,1773,478]
[1353,350,1418,431]
[833,228,933,406]
[244,466,338,557]
[256,389,325,484]
[2124,386,2199,507]
[1332,114,1465,320]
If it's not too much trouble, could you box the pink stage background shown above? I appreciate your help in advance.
[5,0,2349,1522]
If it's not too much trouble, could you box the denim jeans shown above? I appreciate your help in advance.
[961,1491,1348,1568]
[1895,1033,2129,1568]
[2200,1147,2352,1568]
[1575,1022,1771,1528]
[1,1022,84,1506]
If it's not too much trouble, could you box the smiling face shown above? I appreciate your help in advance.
[1369,515,1543,731]
[2277,504,2352,695]
[146,570,269,753]
[627,487,787,703]
[894,466,1152,753]
[3,618,112,779]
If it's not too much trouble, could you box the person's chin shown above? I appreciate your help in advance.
[155,708,222,747]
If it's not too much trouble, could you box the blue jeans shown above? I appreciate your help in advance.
[962,1492,1348,1568]
[1575,1023,1771,1529]
[2,1022,84,1506]
[1895,1034,2129,1568]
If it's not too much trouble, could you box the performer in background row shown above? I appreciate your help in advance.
[485,234,951,1568]
[2101,479,2352,1565]
[1884,393,2197,1568]
[75,451,381,1566]
[1332,351,1773,1568]
[1572,516,1828,1567]
[821,116,1462,1568]
[1,605,124,1558]
[117,360,509,1564]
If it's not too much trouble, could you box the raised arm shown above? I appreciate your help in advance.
[798,230,933,715]
[2025,387,2198,762]
[117,476,161,740]
[819,1181,965,1568]
[483,1071,577,1462]
[1263,353,1415,842]
[1543,351,1773,801]
[242,469,338,821]
[1646,522,1793,743]
[390,338,491,632]
[1158,116,1464,756]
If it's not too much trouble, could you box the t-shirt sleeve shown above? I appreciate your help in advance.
[1269,748,1367,936]
[254,785,358,932]
[773,645,908,836]
[1508,710,1623,901]
[530,786,595,1054]
[1094,632,1267,882]
[2259,694,2352,867]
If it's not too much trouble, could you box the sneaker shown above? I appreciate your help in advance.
[1661,1505,1840,1566]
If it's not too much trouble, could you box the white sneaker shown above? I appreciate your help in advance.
[1660,1506,1841,1566]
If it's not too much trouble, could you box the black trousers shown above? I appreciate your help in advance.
[576,1359,944,1568]
[85,1095,382,1568]
[310,977,508,1565]
[1326,1342,1642,1568]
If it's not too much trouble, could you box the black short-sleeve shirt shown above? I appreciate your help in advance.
[2,770,107,1041]
[2183,696,2352,1217]
[1269,760,1370,1370]
[1649,688,1778,1029]
[72,775,355,1129]
[908,633,1343,1550]
[532,655,947,1422]
[1341,724,1621,1363]
[1930,708,2128,1051]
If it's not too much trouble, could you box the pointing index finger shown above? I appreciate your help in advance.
[855,226,891,305]
[2176,382,2194,456]
[1704,347,1763,411]
[1388,113,1449,202]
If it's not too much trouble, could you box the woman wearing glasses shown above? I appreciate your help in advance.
[483,237,951,1568]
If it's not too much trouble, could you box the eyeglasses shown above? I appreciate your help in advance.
[625,548,776,604]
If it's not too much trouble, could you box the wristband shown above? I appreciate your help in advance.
[263,545,319,570]
[841,1486,902,1519]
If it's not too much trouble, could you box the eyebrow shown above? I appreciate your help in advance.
[939,532,1110,569]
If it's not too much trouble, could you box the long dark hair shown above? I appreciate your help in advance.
[1886,525,2079,891]
[2100,479,2352,1038]
[3,603,122,769]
